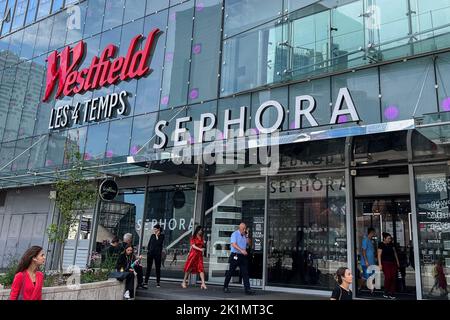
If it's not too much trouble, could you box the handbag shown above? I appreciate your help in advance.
[108,271,130,281]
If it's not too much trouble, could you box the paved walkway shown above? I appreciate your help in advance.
[136,281,329,300]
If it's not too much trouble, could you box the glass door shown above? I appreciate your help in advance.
[203,180,266,287]
[355,197,417,299]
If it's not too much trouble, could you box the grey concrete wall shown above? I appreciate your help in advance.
[0,279,125,300]
[0,186,53,269]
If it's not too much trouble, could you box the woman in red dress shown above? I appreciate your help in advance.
[9,246,46,300]
[182,226,207,289]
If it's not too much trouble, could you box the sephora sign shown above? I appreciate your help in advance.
[46,29,160,129]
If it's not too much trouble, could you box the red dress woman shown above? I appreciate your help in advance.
[182,226,207,289]
[9,246,46,300]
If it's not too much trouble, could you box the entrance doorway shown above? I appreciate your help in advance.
[354,174,417,299]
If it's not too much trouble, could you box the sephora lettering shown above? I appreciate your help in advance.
[153,87,360,149]
[43,28,160,101]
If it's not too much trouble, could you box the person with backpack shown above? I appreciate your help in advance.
[330,267,353,300]
[9,246,46,300]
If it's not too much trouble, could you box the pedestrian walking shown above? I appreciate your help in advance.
[223,222,254,295]
[330,267,353,300]
[9,246,46,300]
[181,226,207,289]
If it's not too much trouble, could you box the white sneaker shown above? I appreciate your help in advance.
[123,290,130,299]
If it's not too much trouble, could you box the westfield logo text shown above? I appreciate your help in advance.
[43,28,160,102]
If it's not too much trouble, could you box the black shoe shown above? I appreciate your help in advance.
[223,288,231,293]
[141,283,148,289]
[156,283,161,288]
[245,290,255,295]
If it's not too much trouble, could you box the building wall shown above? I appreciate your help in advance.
[0,185,53,269]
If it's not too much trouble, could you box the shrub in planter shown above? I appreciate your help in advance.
[0,259,18,289]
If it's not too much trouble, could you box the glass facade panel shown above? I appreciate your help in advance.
[32,16,54,56]
[353,131,408,165]
[48,11,68,51]
[65,126,87,163]
[380,57,437,122]
[160,1,194,109]
[65,1,87,45]
[279,138,345,170]
[20,24,38,60]
[158,107,187,148]
[3,62,31,142]
[11,137,31,171]
[436,53,450,113]
[0,140,15,170]
[105,117,132,160]
[18,58,44,139]
[102,0,124,31]
[412,129,450,163]
[224,0,282,38]
[1,0,16,36]
[0,65,17,139]
[36,0,52,19]
[134,11,167,115]
[27,135,47,170]
[288,77,331,129]
[250,87,288,133]
[25,0,38,25]
[130,112,158,156]
[52,0,64,13]
[142,185,196,280]
[84,122,108,161]
[203,180,266,284]
[8,29,24,61]
[123,0,146,24]
[267,172,347,290]
[146,0,169,15]
[188,0,221,104]
[369,0,410,54]
[220,20,286,96]
[217,94,251,141]
[410,0,450,52]
[331,68,380,126]
[45,131,67,167]
[414,164,450,299]
[330,1,364,70]
[11,0,27,31]
[83,0,105,38]
[289,8,329,79]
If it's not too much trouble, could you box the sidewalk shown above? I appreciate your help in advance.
[136,281,329,300]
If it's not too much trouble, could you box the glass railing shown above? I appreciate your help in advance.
[221,2,450,96]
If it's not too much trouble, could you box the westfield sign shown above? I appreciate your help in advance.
[43,28,160,102]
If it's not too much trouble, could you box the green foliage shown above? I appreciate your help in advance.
[47,147,98,245]
[0,259,18,289]
[80,269,109,284]
[99,256,117,272]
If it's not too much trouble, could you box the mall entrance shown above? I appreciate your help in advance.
[354,169,417,300]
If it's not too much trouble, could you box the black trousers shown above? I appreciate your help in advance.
[145,254,162,284]
[124,272,135,298]
[224,253,250,291]
[134,265,144,286]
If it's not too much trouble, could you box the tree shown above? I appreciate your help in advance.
[47,147,98,273]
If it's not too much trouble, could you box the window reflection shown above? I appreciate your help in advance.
[84,122,109,161]
[267,172,347,290]
[414,165,450,299]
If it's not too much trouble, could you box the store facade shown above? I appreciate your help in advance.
[0,0,449,300]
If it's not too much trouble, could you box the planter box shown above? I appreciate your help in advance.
[0,278,127,300]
